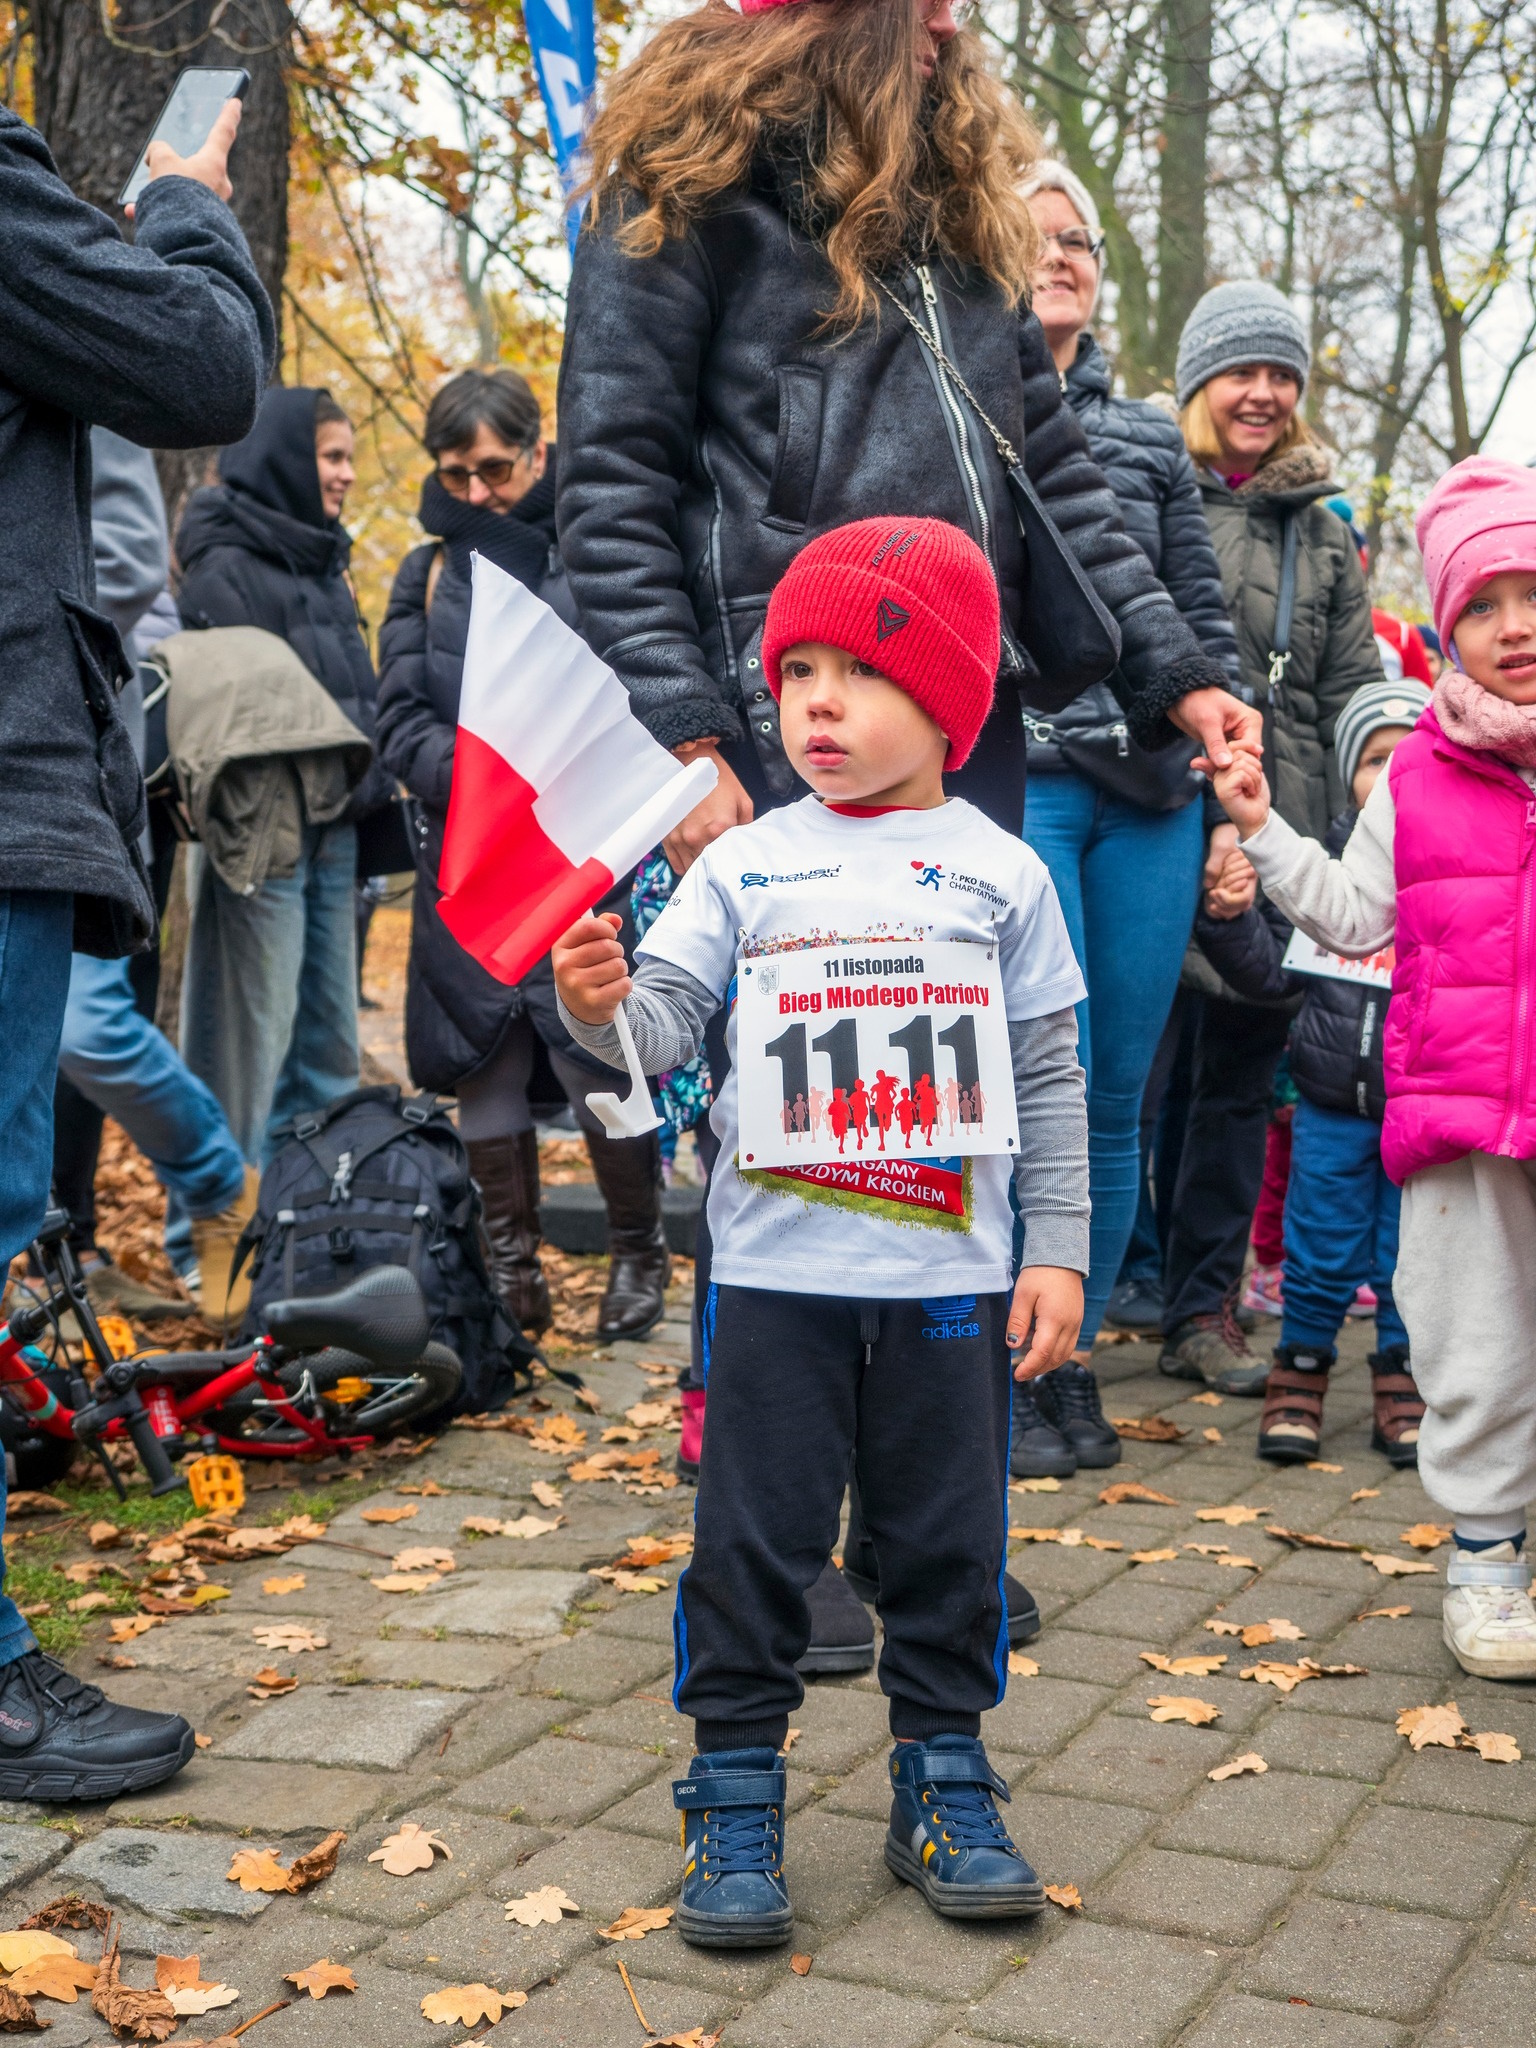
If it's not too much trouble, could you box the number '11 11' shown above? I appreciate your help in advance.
[763,1013,979,1100]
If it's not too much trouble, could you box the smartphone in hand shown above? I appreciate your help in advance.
[119,66,250,208]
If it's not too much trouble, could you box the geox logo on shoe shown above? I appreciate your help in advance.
[876,596,910,640]
[921,1294,979,1340]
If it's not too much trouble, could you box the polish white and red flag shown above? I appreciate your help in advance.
[437,555,718,986]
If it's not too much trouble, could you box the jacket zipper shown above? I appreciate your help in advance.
[916,264,991,563]
[1499,795,1536,1154]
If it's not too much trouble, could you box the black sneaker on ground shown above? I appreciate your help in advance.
[842,1515,1041,1650]
[0,1652,194,1802]
[795,1560,875,1676]
[1009,1382,1077,1479]
[1103,1276,1164,1335]
[1035,1361,1122,1469]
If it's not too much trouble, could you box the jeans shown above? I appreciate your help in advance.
[1162,995,1292,1332]
[1281,1097,1406,1353]
[0,890,71,1667]
[58,954,246,1220]
[1022,773,1202,1343]
[181,823,360,1167]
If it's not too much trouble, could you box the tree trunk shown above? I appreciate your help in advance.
[1152,0,1212,383]
[25,0,290,541]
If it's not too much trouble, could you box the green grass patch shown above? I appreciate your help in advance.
[4,1530,138,1657]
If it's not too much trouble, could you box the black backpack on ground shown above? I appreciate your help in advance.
[234,1085,537,1416]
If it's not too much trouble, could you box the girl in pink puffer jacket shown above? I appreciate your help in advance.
[1211,455,1536,1683]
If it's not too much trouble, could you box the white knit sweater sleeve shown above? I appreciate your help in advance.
[1239,769,1398,957]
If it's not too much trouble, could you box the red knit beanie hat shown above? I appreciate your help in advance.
[762,518,1000,770]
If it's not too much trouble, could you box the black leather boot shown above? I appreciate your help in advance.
[466,1131,552,1336]
[585,1129,671,1342]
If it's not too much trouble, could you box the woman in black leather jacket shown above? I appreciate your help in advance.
[376,370,671,1346]
[1010,162,1241,1480]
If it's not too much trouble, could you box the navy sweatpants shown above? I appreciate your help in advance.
[674,1283,1015,1751]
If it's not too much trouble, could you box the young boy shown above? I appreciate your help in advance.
[553,518,1089,1946]
[1194,679,1431,1465]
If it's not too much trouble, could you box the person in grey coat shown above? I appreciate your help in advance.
[1009,162,1242,1481]
[0,95,271,1805]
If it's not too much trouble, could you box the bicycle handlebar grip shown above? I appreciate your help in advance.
[125,1407,188,1497]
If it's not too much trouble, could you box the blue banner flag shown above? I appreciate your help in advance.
[525,0,597,248]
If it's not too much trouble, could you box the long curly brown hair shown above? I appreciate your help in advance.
[582,0,1041,327]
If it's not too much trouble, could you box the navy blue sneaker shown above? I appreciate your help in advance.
[885,1735,1045,1918]
[673,1748,794,1948]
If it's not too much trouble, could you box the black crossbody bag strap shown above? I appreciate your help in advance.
[1263,511,1300,787]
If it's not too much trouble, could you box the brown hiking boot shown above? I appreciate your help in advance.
[1159,1296,1270,1395]
[83,1256,195,1321]
[1369,1347,1423,1468]
[189,1165,260,1328]
[1256,1345,1334,1462]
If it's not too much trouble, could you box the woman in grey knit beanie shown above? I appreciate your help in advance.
[1156,278,1385,1401]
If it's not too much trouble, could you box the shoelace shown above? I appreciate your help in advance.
[699,1802,782,1875]
[1461,1584,1536,1628]
[922,1778,1016,1854]
[1014,1383,1052,1431]
[1048,1363,1107,1425]
[1217,1290,1253,1357]
[9,1652,104,1720]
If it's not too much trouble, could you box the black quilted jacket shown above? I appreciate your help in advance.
[1024,335,1239,810]
[1194,809,1388,1121]
[555,155,1228,819]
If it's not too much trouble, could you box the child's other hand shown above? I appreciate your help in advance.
[1211,754,1272,840]
[1008,1266,1085,1381]
[552,912,631,1025]
[1203,848,1258,920]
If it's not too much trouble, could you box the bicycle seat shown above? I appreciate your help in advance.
[261,1266,431,1372]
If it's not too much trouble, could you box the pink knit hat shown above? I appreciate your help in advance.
[739,0,813,10]
[1415,457,1536,659]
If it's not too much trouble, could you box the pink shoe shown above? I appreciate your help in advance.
[1347,1283,1379,1319]
[677,1385,705,1481]
[1242,1262,1285,1317]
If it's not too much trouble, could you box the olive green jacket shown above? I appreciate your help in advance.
[1198,443,1383,841]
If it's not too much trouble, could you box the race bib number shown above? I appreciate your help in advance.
[1281,930,1395,989]
[734,940,1019,1176]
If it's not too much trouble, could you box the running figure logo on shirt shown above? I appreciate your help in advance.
[782,1067,987,1153]
[911,861,943,891]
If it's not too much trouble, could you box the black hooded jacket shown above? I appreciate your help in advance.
[175,387,385,811]
[1194,808,1389,1121]
[556,154,1230,825]
[375,457,585,1091]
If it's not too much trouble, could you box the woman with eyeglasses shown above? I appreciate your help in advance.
[1007,163,1242,1478]
[376,369,672,1346]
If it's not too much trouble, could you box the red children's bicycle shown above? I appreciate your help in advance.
[0,1210,461,1496]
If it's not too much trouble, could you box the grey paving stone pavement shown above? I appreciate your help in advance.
[3,1305,1528,2044]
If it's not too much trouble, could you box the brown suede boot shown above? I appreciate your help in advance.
[465,1131,552,1336]
[584,1129,671,1342]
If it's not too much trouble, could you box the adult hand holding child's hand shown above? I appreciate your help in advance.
[552,911,631,1025]
[1007,1267,1084,1382]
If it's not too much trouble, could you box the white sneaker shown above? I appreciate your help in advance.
[1442,1543,1536,1680]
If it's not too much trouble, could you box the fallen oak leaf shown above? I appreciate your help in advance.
[589,1567,667,1593]
[1297,1658,1368,1679]
[1082,1536,1124,1551]
[246,1668,298,1700]
[1355,1605,1412,1622]
[67,1591,114,1614]
[1184,1543,1233,1556]
[89,1520,124,1549]
[499,1515,564,1540]
[250,1625,327,1654]
[7,1953,96,2001]
[0,1985,43,2029]
[1363,1552,1438,1577]
[359,1504,418,1524]
[1141,1652,1227,1677]
[1007,1652,1040,1676]
[370,1572,442,1593]
[1208,1752,1268,1781]
[368,1823,453,1876]
[1238,1662,1315,1693]
[1127,1548,1178,1564]
[1146,1695,1222,1725]
[504,1885,580,1927]
[421,1984,523,2025]
[1218,1556,1258,1569]
[460,1515,506,1535]
[780,1728,802,1753]
[165,1985,239,2017]
[0,1933,77,1972]
[1398,1702,1468,1751]
[1043,1883,1083,1911]
[1009,1527,1062,1543]
[390,1546,455,1574]
[286,1830,346,1891]
[1202,1428,1223,1442]
[1464,1730,1521,1763]
[530,1481,563,1509]
[601,1426,643,1443]
[153,1956,209,1993]
[93,1927,177,2041]
[789,1954,813,1976]
[1110,1415,1186,1442]
[397,1479,445,1496]
[1400,1523,1452,1551]
[226,1848,299,1894]
[284,1961,357,2000]
[1196,1504,1269,1526]
[107,1615,162,1643]
[598,1906,674,1941]
[261,1575,305,1596]
[1305,1461,1344,1472]
[1190,1391,1223,1406]
[1099,1481,1179,1506]
[1011,1475,1061,1493]
[1351,1488,1382,1502]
